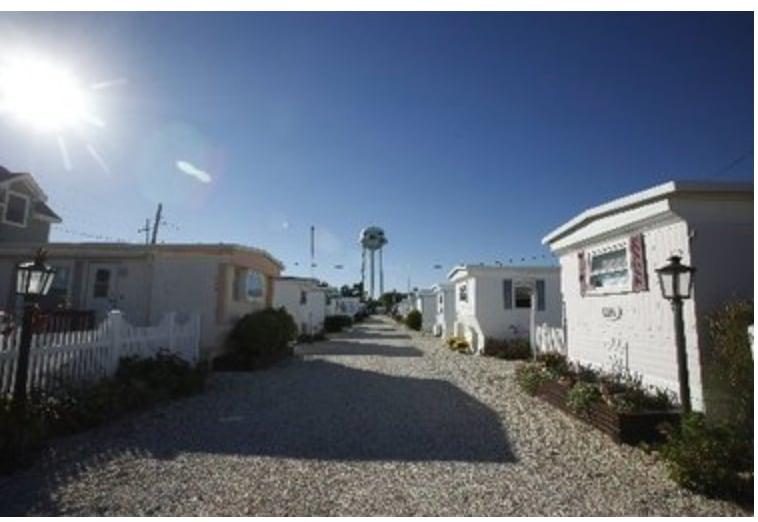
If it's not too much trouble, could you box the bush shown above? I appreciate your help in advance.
[515,362,549,395]
[324,315,353,333]
[405,310,422,331]
[536,352,570,379]
[222,308,297,369]
[599,372,676,414]
[703,299,753,426]
[483,338,532,360]
[660,413,753,501]
[658,299,754,502]
[116,350,206,401]
[566,382,601,416]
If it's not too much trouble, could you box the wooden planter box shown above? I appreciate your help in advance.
[536,380,680,444]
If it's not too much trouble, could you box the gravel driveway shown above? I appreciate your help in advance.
[0,317,746,515]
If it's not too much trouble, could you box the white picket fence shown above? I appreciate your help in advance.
[535,323,566,355]
[0,311,200,395]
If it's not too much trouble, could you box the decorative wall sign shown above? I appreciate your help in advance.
[601,306,623,321]
[606,337,630,374]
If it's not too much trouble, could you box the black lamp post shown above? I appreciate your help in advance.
[12,249,55,417]
[656,255,696,414]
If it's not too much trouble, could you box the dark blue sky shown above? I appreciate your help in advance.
[0,12,753,290]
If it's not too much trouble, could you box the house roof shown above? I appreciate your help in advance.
[542,180,753,246]
[33,201,62,223]
[0,166,24,184]
[0,242,285,269]
[430,282,453,292]
[275,276,326,291]
[0,165,62,223]
[447,264,559,281]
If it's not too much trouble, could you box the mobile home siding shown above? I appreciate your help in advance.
[560,219,706,409]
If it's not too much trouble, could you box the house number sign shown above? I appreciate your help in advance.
[601,306,623,321]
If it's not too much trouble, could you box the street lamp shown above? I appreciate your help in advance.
[656,255,696,414]
[13,249,55,417]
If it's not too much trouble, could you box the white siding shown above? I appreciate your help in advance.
[560,219,706,410]
[450,267,561,352]
[434,286,456,337]
[273,279,327,335]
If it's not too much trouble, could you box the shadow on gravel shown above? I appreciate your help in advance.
[0,319,515,514]
[297,342,423,357]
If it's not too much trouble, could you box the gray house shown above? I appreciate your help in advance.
[0,166,61,243]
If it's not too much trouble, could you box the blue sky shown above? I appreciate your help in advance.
[0,12,753,291]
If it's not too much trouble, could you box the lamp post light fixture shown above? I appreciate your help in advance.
[12,249,55,417]
[655,255,696,414]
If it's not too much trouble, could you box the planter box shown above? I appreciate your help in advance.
[536,380,680,444]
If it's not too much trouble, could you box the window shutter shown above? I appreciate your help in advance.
[578,250,587,297]
[503,279,513,309]
[536,279,546,311]
[630,233,648,292]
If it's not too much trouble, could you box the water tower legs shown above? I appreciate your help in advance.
[360,247,366,299]
[370,249,375,299]
[379,247,384,297]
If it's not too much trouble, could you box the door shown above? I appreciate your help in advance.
[85,263,119,319]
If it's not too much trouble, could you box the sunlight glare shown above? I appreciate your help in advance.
[0,54,94,132]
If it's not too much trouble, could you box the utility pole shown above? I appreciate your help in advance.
[138,219,151,245]
[150,203,163,245]
[310,225,315,277]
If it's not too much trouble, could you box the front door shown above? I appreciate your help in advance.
[85,263,119,319]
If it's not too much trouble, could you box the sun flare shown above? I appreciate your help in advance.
[0,54,95,132]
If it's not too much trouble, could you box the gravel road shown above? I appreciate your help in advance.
[0,317,746,515]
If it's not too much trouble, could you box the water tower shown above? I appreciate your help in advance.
[359,226,388,299]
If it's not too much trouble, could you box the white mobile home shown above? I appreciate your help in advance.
[0,243,283,360]
[543,180,753,412]
[447,265,561,353]
[415,289,436,333]
[273,277,327,335]
[432,283,455,337]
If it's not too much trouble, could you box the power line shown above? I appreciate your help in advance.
[710,150,753,179]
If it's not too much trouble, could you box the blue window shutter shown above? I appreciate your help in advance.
[536,279,546,311]
[503,279,513,309]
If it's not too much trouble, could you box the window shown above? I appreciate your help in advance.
[300,290,307,305]
[515,286,532,308]
[588,245,629,291]
[458,284,468,303]
[93,269,111,298]
[3,192,29,226]
[49,266,71,301]
[246,271,265,300]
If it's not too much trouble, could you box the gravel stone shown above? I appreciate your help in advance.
[0,317,747,515]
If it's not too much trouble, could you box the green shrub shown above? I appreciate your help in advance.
[405,310,422,331]
[702,299,753,426]
[324,315,353,333]
[483,338,532,360]
[515,362,549,395]
[660,413,753,501]
[566,382,601,416]
[225,308,297,366]
[536,352,570,379]
[658,299,754,502]
[116,350,207,400]
[599,372,676,414]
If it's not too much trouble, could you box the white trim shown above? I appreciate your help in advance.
[543,180,752,246]
[2,190,30,228]
[584,238,633,296]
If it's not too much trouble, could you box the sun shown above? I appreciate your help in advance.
[0,54,95,133]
